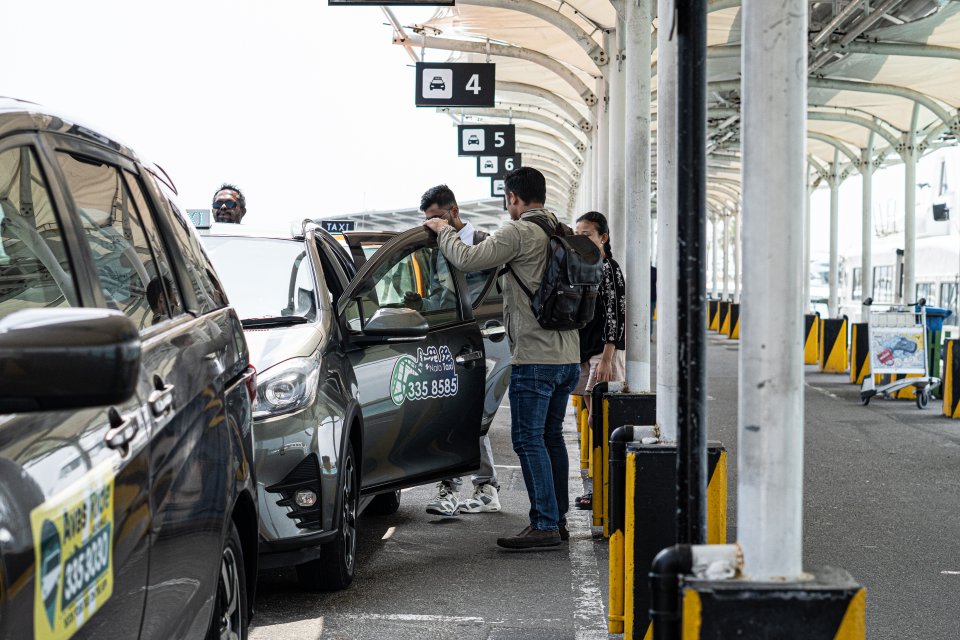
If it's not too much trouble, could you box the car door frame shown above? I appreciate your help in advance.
[336,227,486,493]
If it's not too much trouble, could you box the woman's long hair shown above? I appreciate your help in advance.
[577,211,612,258]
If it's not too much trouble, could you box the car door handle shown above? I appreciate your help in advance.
[149,383,175,418]
[481,320,506,342]
[455,350,484,366]
[105,408,140,450]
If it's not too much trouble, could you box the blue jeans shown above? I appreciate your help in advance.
[508,362,580,532]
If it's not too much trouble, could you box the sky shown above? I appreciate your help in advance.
[5,0,491,225]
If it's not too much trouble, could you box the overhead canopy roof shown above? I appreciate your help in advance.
[387,0,960,218]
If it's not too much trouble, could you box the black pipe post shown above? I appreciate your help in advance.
[675,0,708,545]
[650,545,693,640]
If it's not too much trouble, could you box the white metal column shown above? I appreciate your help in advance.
[624,0,652,391]
[656,0,678,442]
[904,104,920,305]
[722,212,730,300]
[804,174,813,312]
[595,76,610,214]
[711,214,719,298]
[733,207,741,301]
[829,150,840,317]
[739,0,807,581]
[861,136,874,304]
[607,26,626,255]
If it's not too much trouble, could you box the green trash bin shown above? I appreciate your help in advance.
[921,306,953,399]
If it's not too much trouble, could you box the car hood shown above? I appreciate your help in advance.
[243,324,322,373]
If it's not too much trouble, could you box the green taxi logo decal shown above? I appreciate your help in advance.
[390,346,460,406]
[31,463,115,640]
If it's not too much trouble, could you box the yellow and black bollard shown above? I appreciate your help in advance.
[804,313,821,365]
[622,443,727,640]
[728,303,740,340]
[708,299,719,331]
[681,569,866,638]
[849,322,870,384]
[719,301,731,336]
[942,340,960,419]
[819,316,848,373]
[608,426,642,634]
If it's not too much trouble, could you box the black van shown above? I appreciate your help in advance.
[0,98,258,639]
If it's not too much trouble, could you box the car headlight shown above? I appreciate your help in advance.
[253,355,321,419]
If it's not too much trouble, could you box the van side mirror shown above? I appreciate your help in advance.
[0,309,141,413]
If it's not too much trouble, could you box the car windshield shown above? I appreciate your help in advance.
[202,236,319,323]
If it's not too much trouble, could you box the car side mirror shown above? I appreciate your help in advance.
[0,308,141,413]
[359,307,428,343]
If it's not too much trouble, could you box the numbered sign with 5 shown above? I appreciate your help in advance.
[457,124,515,156]
[476,154,521,179]
[416,62,495,107]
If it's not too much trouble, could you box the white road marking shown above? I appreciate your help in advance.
[941,570,960,575]
[494,464,523,469]
[250,618,324,639]
[566,429,609,640]
[381,526,396,540]
[339,614,492,623]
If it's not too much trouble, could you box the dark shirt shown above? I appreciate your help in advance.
[579,256,626,363]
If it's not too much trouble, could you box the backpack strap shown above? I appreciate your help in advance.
[497,215,556,302]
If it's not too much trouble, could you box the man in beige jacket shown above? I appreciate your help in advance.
[424,167,580,549]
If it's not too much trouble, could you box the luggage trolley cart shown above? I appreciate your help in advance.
[860,303,940,409]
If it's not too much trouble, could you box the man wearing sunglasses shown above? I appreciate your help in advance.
[212,183,247,224]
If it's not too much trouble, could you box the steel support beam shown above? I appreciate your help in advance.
[496,81,593,131]
[456,0,609,69]
[861,135,875,304]
[904,103,920,305]
[624,0,653,392]
[829,150,841,317]
[740,0,807,582]
[657,0,679,442]
[607,27,626,256]
[676,0,708,546]
[595,77,610,213]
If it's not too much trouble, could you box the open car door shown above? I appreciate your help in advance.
[338,227,484,493]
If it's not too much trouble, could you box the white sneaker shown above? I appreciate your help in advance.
[459,484,501,513]
[425,483,460,516]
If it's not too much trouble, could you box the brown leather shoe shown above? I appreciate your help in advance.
[497,526,562,549]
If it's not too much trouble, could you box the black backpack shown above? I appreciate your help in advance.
[504,215,603,331]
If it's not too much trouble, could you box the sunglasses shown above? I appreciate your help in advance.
[213,199,238,210]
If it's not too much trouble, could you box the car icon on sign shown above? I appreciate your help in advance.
[429,77,445,91]
[467,135,480,146]
[483,160,494,169]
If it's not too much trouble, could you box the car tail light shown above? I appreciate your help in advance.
[244,365,257,404]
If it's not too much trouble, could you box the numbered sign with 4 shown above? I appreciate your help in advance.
[415,62,495,107]
[457,124,515,156]
[476,154,521,178]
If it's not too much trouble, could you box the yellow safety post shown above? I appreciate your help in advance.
[804,313,820,364]
[819,316,848,373]
[849,323,870,384]
[943,340,960,418]
[579,404,590,470]
[728,303,740,340]
[719,301,731,335]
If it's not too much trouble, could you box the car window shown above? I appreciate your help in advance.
[56,151,170,330]
[122,170,184,322]
[0,146,78,320]
[158,196,228,314]
[202,236,318,323]
[351,244,460,329]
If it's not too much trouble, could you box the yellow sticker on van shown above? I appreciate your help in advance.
[31,463,115,640]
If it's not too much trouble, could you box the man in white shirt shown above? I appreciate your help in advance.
[419,184,500,517]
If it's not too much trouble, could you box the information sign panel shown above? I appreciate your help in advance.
[476,154,521,178]
[458,124,515,156]
[491,179,506,197]
[416,63,495,107]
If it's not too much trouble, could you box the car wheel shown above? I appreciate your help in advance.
[296,441,358,592]
[367,490,401,516]
[208,521,247,640]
